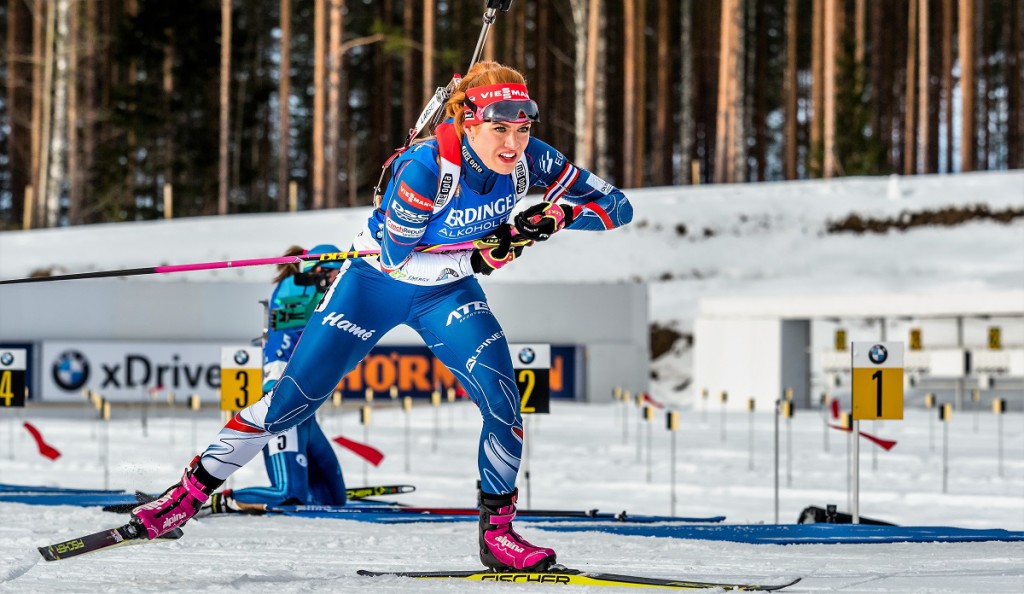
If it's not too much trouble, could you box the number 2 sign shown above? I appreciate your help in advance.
[852,342,904,421]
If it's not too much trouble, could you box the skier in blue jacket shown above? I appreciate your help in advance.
[133,61,632,571]
[203,245,348,515]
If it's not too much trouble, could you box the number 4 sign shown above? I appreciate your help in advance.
[852,342,904,421]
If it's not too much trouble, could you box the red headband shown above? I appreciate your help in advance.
[463,83,533,126]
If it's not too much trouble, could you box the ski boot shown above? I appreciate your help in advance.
[479,488,556,571]
[131,456,223,539]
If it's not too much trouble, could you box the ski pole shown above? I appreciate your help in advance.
[0,235,530,286]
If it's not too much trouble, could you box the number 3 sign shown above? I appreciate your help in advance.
[852,342,904,421]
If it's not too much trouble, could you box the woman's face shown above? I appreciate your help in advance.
[466,121,532,175]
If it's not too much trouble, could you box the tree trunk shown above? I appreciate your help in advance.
[622,0,636,186]
[6,0,28,224]
[809,0,823,175]
[679,0,694,184]
[652,0,671,184]
[43,0,69,227]
[715,0,742,183]
[632,0,647,187]
[903,0,918,174]
[595,8,611,177]
[277,0,291,211]
[35,0,55,227]
[326,0,343,209]
[752,0,767,182]
[978,0,990,170]
[423,0,434,104]
[312,0,325,209]
[941,0,953,172]
[584,0,601,169]
[855,0,865,64]
[783,0,798,180]
[67,0,80,224]
[819,0,835,177]
[218,0,232,215]
[570,0,588,165]
[959,0,974,171]
[918,0,930,173]
[81,0,95,221]
[29,0,44,227]
[1010,0,1023,169]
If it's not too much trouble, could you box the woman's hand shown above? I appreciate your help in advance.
[513,201,576,241]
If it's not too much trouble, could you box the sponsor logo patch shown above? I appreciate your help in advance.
[390,201,430,224]
[585,172,613,194]
[321,312,376,341]
[444,195,516,227]
[398,181,432,210]
[446,301,491,326]
[386,218,421,239]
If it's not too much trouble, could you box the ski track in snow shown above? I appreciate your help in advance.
[1,403,1022,592]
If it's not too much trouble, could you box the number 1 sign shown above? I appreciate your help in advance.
[852,342,904,421]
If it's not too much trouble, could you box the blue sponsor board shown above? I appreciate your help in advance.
[337,344,579,401]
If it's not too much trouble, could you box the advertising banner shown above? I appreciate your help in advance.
[39,341,581,403]
[40,341,225,402]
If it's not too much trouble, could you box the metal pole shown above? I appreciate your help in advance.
[852,420,860,523]
[635,401,642,463]
[748,407,754,471]
[773,399,780,524]
[621,393,628,444]
[720,398,727,442]
[846,424,851,511]
[363,421,369,486]
[432,404,439,453]
[405,404,411,473]
[646,416,652,483]
[523,415,531,509]
[786,415,792,487]
[942,416,949,493]
[997,413,1003,478]
[872,420,878,471]
[929,407,935,452]
[670,429,677,517]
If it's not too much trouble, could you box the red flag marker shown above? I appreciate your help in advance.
[828,424,897,451]
[332,435,385,466]
[640,392,665,409]
[830,399,840,419]
[23,422,62,461]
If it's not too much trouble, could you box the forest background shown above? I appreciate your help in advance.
[1,0,1021,229]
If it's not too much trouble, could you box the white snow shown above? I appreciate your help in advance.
[1,170,1023,591]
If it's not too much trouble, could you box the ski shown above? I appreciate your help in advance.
[357,566,801,591]
[37,520,183,562]
[346,484,416,500]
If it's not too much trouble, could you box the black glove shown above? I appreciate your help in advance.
[470,224,530,276]
[513,201,576,242]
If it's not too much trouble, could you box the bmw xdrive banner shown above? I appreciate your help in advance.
[41,341,225,402]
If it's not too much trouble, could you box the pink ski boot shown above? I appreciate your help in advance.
[479,488,556,571]
[132,457,223,539]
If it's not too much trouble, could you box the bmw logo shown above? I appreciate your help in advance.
[234,350,250,366]
[52,350,90,391]
[0,352,13,367]
[518,347,536,365]
[868,344,888,365]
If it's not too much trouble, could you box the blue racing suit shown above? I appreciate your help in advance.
[199,125,632,496]
[230,276,347,507]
